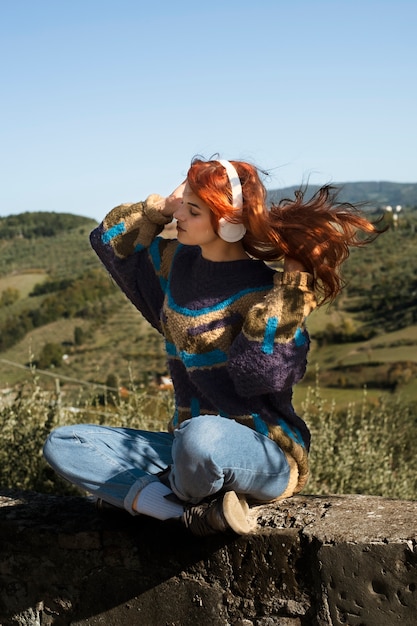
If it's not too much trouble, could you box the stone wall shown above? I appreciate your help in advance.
[0,489,416,625]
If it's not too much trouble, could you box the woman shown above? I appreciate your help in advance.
[43,158,383,536]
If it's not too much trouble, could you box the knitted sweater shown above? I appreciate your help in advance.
[90,195,317,498]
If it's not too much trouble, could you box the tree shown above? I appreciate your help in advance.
[38,343,64,369]
[105,373,120,405]
[0,287,20,307]
[74,326,85,346]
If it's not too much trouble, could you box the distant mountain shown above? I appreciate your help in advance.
[267,181,417,210]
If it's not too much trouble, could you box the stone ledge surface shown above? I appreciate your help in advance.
[0,489,416,625]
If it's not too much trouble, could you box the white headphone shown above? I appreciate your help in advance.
[217,159,247,242]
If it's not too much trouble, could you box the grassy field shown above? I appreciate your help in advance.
[0,271,47,296]
[301,304,417,405]
[0,297,166,396]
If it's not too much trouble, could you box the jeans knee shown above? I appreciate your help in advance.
[170,417,227,500]
[172,415,225,465]
[43,425,75,466]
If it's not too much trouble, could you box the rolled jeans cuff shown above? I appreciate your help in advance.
[124,474,160,515]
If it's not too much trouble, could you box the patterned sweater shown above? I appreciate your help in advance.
[90,194,317,498]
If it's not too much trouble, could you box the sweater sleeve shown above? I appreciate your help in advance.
[89,195,176,332]
[228,271,316,396]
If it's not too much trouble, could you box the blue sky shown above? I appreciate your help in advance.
[1,0,416,221]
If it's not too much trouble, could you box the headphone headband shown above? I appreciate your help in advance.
[217,159,246,242]
[217,160,243,209]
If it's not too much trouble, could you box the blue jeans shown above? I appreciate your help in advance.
[43,415,290,514]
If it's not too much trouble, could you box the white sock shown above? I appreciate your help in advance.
[133,481,184,520]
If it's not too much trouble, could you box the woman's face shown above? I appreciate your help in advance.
[173,183,219,247]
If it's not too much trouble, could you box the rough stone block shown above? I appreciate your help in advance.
[0,490,416,625]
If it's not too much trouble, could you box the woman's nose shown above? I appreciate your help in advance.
[173,207,184,221]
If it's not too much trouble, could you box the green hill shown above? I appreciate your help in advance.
[0,212,98,278]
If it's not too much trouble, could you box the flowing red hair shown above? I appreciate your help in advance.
[187,158,387,304]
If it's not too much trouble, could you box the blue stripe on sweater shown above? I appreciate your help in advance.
[149,238,162,272]
[278,418,304,446]
[148,238,170,291]
[294,327,307,346]
[181,349,227,368]
[165,342,227,368]
[167,284,271,317]
[166,342,178,357]
[262,316,279,354]
[191,397,200,417]
[102,222,125,243]
[253,413,304,447]
[262,320,307,353]
[252,413,269,437]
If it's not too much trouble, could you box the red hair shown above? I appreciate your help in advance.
[187,158,387,304]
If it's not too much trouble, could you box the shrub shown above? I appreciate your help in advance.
[0,375,173,495]
[38,343,64,369]
[0,374,416,500]
[0,287,20,307]
[0,380,75,494]
[74,326,85,346]
[302,374,417,500]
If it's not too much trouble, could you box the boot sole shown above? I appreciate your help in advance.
[222,491,252,535]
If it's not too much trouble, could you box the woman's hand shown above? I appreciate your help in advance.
[284,257,307,273]
[161,181,186,217]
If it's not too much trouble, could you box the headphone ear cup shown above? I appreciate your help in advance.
[218,218,246,242]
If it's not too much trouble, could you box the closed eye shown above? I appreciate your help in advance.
[187,202,202,217]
